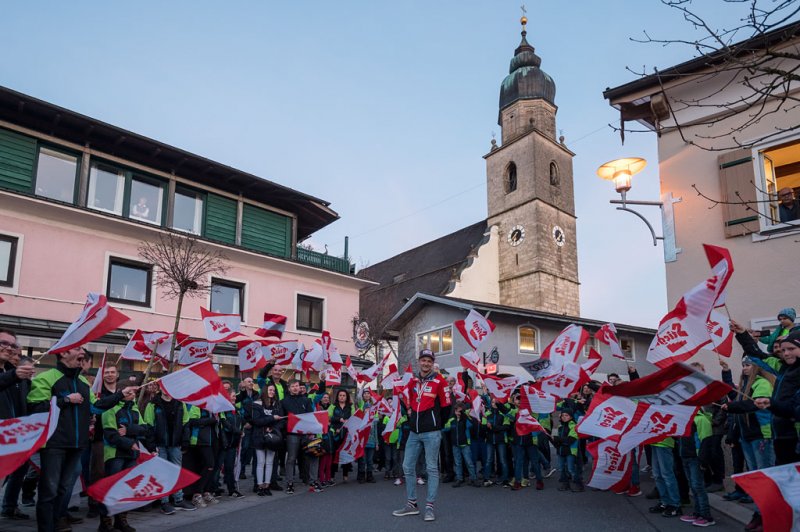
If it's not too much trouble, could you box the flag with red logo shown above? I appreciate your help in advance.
[200,307,242,343]
[616,402,697,454]
[536,361,590,399]
[576,392,637,440]
[48,293,130,354]
[602,362,731,407]
[459,351,482,373]
[647,244,733,368]
[237,339,272,372]
[174,338,214,366]
[322,367,341,386]
[157,359,234,413]
[587,439,633,493]
[91,351,107,396]
[595,323,626,360]
[454,309,496,351]
[582,348,603,375]
[254,313,287,339]
[542,324,590,364]
[264,340,303,366]
[733,463,800,532]
[119,330,169,363]
[336,409,371,465]
[707,309,734,357]
[519,385,556,414]
[477,374,520,403]
[515,409,544,436]
[286,411,329,435]
[0,397,59,478]
[87,453,199,516]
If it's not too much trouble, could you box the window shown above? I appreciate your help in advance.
[518,325,538,354]
[759,140,800,226]
[173,188,204,235]
[211,279,244,317]
[505,162,517,193]
[417,326,453,355]
[129,175,164,225]
[35,147,78,203]
[549,161,560,186]
[296,294,324,332]
[107,258,152,306]
[0,235,18,287]
[620,337,636,361]
[88,163,125,215]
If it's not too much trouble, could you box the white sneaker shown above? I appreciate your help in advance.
[202,492,219,505]
[394,478,403,486]
[191,494,206,508]
[416,477,426,485]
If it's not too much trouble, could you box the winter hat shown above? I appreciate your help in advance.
[778,308,796,322]
[779,331,800,349]
[559,408,574,418]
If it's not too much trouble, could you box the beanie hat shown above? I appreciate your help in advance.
[779,331,800,349]
[778,308,796,322]
[559,408,574,418]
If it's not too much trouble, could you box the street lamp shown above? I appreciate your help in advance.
[597,157,682,261]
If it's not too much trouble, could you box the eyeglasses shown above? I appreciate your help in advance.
[0,340,21,350]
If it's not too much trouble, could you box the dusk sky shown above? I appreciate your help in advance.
[2,1,751,328]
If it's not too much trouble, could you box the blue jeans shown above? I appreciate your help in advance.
[403,431,441,504]
[483,441,509,482]
[470,440,485,471]
[157,447,184,503]
[452,445,476,481]
[740,438,775,471]
[682,457,709,517]
[358,447,376,475]
[651,446,680,507]
[2,461,28,512]
[558,454,582,483]
[630,448,640,487]
[513,445,543,482]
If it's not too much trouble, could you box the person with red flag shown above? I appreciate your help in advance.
[445,402,479,488]
[328,389,355,484]
[509,394,545,491]
[280,379,319,494]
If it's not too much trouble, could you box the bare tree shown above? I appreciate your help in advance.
[619,0,800,151]
[137,232,228,395]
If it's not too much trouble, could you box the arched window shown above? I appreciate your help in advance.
[518,325,539,354]
[505,162,517,193]
[549,161,559,186]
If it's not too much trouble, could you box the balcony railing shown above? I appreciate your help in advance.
[297,247,352,274]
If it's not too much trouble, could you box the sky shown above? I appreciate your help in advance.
[1,1,752,328]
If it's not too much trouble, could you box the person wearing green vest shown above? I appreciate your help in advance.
[446,402,478,487]
[648,436,681,518]
[754,308,798,354]
[676,411,715,527]
[481,398,511,487]
[552,408,582,492]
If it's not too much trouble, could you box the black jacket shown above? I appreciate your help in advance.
[220,409,244,449]
[0,362,29,419]
[249,400,284,449]
[281,394,313,434]
[145,396,185,449]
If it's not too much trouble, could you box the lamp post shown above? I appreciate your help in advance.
[597,157,682,261]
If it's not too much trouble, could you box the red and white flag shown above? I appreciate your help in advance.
[303,332,330,374]
[707,309,734,357]
[119,330,170,363]
[647,244,733,368]
[325,343,344,371]
[582,347,603,375]
[394,364,414,394]
[542,324,590,364]
[733,463,800,532]
[587,439,633,493]
[478,374,520,403]
[174,338,213,366]
[0,397,60,478]
[454,309,496,351]
[469,391,485,422]
[254,313,287,339]
[603,362,731,407]
[576,392,637,440]
[459,351,482,373]
[336,409,371,465]
[237,339,271,372]
[382,397,401,443]
[380,364,398,390]
[595,323,626,360]
[91,350,108,396]
[322,367,341,386]
[344,355,359,381]
[537,361,590,399]
[515,409,544,436]
[157,359,234,413]
[357,352,391,384]
[264,340,303,366]
[87,454,199,516]
[616,402,697,454]
[286,411,329,435]
[200,307,242,343]
[49,293,130,354]
[520,385,556,414]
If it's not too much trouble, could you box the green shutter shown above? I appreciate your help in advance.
[0,128,36,193]
[241,203,291,257]
[204,193,237,244]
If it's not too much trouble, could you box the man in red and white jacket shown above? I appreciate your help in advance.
[393,349,451,522]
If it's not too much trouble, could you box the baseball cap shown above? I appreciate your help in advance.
[418,349,435,360]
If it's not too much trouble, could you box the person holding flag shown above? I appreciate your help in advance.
[552,408,583,492]
[280,379,318,494]
[392,349,451,523]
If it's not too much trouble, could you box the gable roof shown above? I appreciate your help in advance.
[357,220,489,338]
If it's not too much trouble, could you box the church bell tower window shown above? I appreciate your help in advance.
[505,162,518,193]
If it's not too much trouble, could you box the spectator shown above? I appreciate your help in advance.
[755,308,798,354]
[249,383,284,496]
[777,187,800,222]
[553,408,582,492]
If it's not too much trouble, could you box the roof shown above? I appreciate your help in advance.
[386,293,656,336]
[0,85,338,239]
[603,20,800,101]
[357,221,490,338]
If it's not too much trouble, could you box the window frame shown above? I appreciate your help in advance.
[106,257,153,308]
[753,136,800,235]
[517,324,540,355]
[33,144,81,204]
[210,277,246,319]
[87,159,168,226]
[416,325,454,356]
[296,293,325,333]
[0,234,19,288]
[172,186,206,236]
[505,162,518,193]
[619,336,636,361]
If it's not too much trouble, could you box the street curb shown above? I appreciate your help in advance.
[708,492,753,525]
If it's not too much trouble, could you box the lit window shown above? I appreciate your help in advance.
[416,326,453,355]
[760,141,800,226]
[129,176,163,225]
[107,258,151,306]
[0,235,18,287]
[518,326,538,354]
[88,163,125,215]
[35,147,77,203]
[297,294,324,332]
[173,188,204,235]
[211,279,244,317]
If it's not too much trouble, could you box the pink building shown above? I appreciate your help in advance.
[0,85,373,381]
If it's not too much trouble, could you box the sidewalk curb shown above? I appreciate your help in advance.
[708,492,753,525]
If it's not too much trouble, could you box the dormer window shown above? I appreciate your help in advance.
[505,162,518,193]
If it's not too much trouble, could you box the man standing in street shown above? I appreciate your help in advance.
[393,349,451,522]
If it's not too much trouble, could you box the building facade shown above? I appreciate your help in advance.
[0,85,374,381]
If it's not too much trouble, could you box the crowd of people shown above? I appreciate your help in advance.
[0,305,799,532]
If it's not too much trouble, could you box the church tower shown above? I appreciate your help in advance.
[485,15,580,315]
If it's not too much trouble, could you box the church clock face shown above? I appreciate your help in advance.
[552,225,566,247]
[507,224,525,247]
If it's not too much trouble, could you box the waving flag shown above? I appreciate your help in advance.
[336,409,371,465]
[582,348,603,375]
[380,364,399,390]
[325,343,344,371]
[459,351,482,373]
[91,351,108,396]
[322,367,341,386]
[157,360,234,413]
[344,355,359,381]
[87,454,198,516]
[616,402,697,454]
[454,309,496,351]
[303,332,330,374]
[265,340,303,366]
[357,352,391,384]
[174,339,213,366]
[119,330,169,362]
[707,309,734,357]
[515,409,544,435]
[237,339,271,372]
[286,411,329,435]
[602,362,731,407]
[733,463,800,532]
[478,374,520,403]
[595,323,626,360]
[537,361,590,399]
[576,392,637,440]
[0,397,60,478]
[254,313,287,339]
[520,385,556,414]
[382,397,401,443]
[200,307,242,343]
[470,391,485,422]
[587,439,633,493]
[49,293,130,354]
[542,324,590,364]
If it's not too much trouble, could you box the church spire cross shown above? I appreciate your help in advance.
[520,4,528,34]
